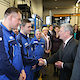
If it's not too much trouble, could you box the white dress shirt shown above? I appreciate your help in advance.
[64,36,73,47]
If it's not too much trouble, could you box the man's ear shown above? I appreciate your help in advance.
[66,30,70,35]
[8,14,13,20]
[21,25,24,30]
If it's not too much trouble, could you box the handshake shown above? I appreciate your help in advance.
[38,58,46,66]
[38,58,63,69]
[18,58,63,80]
[18,58,46,80]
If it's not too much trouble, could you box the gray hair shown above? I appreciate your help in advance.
[35,29,41,34]
[61,23,73,35]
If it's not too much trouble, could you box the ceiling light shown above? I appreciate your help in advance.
[54,0,57,1]
[55,7,58,9]
[77,0,80,3]
[76,3,78,7]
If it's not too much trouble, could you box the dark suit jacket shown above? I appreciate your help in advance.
[48,30,56,43]
[70,40,80,80]
[48,30,56,54]
[47,37,78,80]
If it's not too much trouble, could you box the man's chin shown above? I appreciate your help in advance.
[12,28,17,30]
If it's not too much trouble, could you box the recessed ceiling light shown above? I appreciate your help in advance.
[54,0,57,1]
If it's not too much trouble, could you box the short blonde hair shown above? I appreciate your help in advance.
[42,27,49,31]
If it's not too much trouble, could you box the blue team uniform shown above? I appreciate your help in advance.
[0,23,24,80]
[17,33,38,80]
[30,36,45,80]
[31,36,45,59]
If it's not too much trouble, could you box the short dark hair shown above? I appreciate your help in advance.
[54,25,60,29]
[49,25,53,27]
[21,19,31,27]
[4,7,21,17]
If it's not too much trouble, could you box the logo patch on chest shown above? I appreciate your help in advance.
[9,36,14,39]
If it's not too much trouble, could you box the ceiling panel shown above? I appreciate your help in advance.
[43,0,77,10]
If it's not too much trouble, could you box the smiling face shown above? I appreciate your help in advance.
[49,25,53,31]
[59,26,71,42]
[55,27,60,33]
[43,29,48,35]
[35,31,41,40]
[59,27,65,40]
[23,22,32,34]
[42,27,49,36]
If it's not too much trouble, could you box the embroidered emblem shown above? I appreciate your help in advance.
[33,41,38,44]
[25,42,28,46]
[9,36,14,39]
[41,45,44,48]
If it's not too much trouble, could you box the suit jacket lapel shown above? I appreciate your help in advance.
[60,37,73,59]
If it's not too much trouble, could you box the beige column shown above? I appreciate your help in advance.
[31,0,43,18]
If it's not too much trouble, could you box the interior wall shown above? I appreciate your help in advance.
[18,0,30,6]
[18,0,43,18]
[0,0,15,20]
[43,8,80,25]
[31,0,43,18]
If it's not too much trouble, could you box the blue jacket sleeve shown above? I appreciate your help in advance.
[0,48,20,80]
[0,38,20,80]
[0,25,20,80]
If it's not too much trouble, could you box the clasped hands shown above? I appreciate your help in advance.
[18,59,63,80]
[38,58,46,66]
[38,58,63,69]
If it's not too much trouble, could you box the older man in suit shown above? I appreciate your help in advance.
[38,23,78,80]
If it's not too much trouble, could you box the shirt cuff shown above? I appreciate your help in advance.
[62,62,64,68]
[43,59,47,65]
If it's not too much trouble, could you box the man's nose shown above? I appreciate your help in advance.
[18,19,21,24]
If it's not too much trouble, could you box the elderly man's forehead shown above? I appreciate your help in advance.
[60,26,64,30]
[36,31,41,34]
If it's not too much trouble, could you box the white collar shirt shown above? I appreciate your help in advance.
[64,36,73,47]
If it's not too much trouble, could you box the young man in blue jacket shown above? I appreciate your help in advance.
[17,19,39,80]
